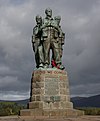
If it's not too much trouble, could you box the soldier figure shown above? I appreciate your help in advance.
[42,8,62,68]
[51,16,65,70]
[32,15,44,68]
[31,8,65,70]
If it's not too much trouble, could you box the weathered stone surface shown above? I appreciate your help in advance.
[32,82,44,88]
[20,109,31,116]
[20,108,84,117]
[60,101,73,109]
[60,96,67,101]
[32,88,44,95]
[36,95,41,101]
[28,102,43,109]
[60,82,66,88]
[60,89,67,95]
[30,96,35,101]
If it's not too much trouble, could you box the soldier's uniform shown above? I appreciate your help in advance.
[49,16,65,70]
[32,25,44,68]
[58,32,65,58]
[42,18,61,67]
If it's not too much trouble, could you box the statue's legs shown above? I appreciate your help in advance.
[43,38,64,69]
[38,45,44,67]
[34,41,40,68]
[35,49,39,68]
[43,39,50,67]
[58,42,62,58]
[51,40,61,65]
[58,47,65,70]
[51,40,65,70]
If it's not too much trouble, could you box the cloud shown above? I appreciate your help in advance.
[0,0,100,100]
[0,91,29,100]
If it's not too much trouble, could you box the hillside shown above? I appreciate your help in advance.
[0,99,29,105]
[71,94,100,107]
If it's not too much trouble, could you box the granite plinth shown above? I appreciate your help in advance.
[20,68,84,117]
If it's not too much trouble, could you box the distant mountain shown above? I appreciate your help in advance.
[14,99,29,105]
[71,97,87,101]
[0,99,29,105]
[71,94,100,108]
[0,94,100,108]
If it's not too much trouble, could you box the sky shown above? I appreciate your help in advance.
[0,0,100,100]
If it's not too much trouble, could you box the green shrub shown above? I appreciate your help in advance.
[76,107,100,115]
[0,102,26,116]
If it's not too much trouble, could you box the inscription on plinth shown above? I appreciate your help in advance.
[45,78,59,95]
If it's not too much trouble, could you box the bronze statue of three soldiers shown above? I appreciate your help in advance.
[32,8,65,70]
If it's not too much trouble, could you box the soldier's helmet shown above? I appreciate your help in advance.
[54,16,61,21]
[36,15,42,23]
[45,8,52,17]
[54,16,61,25]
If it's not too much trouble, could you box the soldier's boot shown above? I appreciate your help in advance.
[39,63,44,68]
[56,63,65,70]
[44,63,49,68]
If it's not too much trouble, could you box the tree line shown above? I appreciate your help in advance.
[0,102,26,116]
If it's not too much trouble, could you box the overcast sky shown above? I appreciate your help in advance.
[0,0,100,100]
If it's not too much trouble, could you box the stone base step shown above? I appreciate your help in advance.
[20,108,84,117]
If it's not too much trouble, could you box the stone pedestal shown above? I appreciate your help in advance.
[20,69,84,117]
